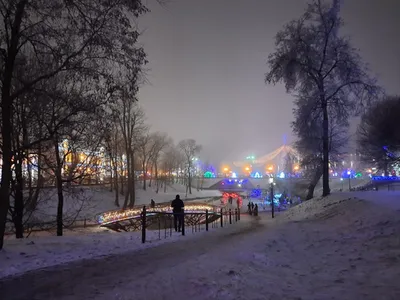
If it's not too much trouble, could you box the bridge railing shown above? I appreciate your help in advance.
[99,206,241,243]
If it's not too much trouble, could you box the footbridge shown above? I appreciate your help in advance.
[96,202,234,233]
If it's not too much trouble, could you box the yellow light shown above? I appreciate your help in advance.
[268,166,273,171]
[223,167,229,172]
[294,165,299,170]
[98,202,219,225]
[245,167,250,171]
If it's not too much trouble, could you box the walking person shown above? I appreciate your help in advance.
[171,194,184,232]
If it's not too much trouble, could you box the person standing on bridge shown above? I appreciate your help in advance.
[171,194,185,232]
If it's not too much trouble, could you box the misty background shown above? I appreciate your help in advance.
[137,0,400,165]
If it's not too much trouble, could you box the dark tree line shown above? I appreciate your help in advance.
[357,96,400,175]
[0,0,149,249]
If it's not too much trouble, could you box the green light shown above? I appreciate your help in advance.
[204,171,214,178]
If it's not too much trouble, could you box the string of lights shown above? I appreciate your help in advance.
[97,203,220,225]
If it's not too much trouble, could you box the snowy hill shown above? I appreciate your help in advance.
[1,191,400,299]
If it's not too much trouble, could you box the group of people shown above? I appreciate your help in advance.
[247,202,259,216]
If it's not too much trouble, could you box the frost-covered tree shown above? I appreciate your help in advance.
[265,0,378,197]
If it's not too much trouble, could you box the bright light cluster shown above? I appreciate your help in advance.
[97,203,219,225]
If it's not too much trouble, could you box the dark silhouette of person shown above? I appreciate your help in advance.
[248,202,252,215]
[171,194,184,232]
[254,204,258,216]
[150,199,155,208]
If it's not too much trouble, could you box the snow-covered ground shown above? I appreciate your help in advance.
[14,184,222,226]
[0,224,221,279]
[1,190,399,299]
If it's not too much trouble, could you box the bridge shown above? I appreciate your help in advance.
[96,202,233,233]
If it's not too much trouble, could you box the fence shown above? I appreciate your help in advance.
[138,206,241,243]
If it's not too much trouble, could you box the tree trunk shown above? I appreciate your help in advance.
[123,151,130,209]
[54,140,64,236]
[142,161,146,191]
[306,166,323,200]
[322,100,330,197]
[13,154,24,239]
[155,163,159,193]
[188,164,192,195]
[129,151,135,208]
[149,164,153,188]
[113,161,119,207]
[0,0,28,250]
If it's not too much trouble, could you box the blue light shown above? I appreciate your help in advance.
[372,176,400,181]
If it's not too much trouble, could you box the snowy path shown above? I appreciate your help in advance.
[0,215,266,300]
[1,193,400,300]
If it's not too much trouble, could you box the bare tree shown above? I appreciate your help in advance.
[293,92,348,199]
[110,89,146,208]
[178,139,202,195]
[0,0,148,249]
[265,0,378,197]
[357,96,400,175]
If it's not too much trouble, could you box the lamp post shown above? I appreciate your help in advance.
[269,177,274,218]
[347,170,351,191]
[340,177,343,190]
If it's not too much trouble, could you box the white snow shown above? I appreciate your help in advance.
[2,190,400,299]
[15,184,222,226]
[0,224,222,279]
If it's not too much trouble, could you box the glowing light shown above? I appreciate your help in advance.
[269,177,274,184]
[279,172,285,179]
[231,172,237,178]
[204,171,215,178]
[245,167,250,171]
[223,167,229,172]
[98,202,218,225]
[267,166,273,171]
[294,165,299,171]
[251,171,262,178]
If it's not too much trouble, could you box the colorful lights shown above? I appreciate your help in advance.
[203,171,215,178]
[372,176,400,181]
[251,171,262,178]
[97,202,218,225]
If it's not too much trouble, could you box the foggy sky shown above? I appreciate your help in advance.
[138,0,400,165]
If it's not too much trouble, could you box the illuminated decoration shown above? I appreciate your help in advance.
[203,171,215,178]
[245,167,250,171]
[279,172,285,179]
[355,172,362,178]
[221,178,248,186]
[267,166,274,171]
[97,202,218,225]
[231,172,237,178]
[250,188,262,198]
[246,155,255,160]
[251,171,262,178]
[221,192,243,207]
[223,167,229,172]
[372,176,400,181]
[342,169,355,178]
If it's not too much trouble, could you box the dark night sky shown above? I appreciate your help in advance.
[138,0,400,165]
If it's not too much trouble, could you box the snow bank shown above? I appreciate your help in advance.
[104,191,400,299]
[0,224,222,279]
[2,191,400,299]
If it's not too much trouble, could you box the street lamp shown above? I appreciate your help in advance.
[269,177,275,218]
[347,170,351,191]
